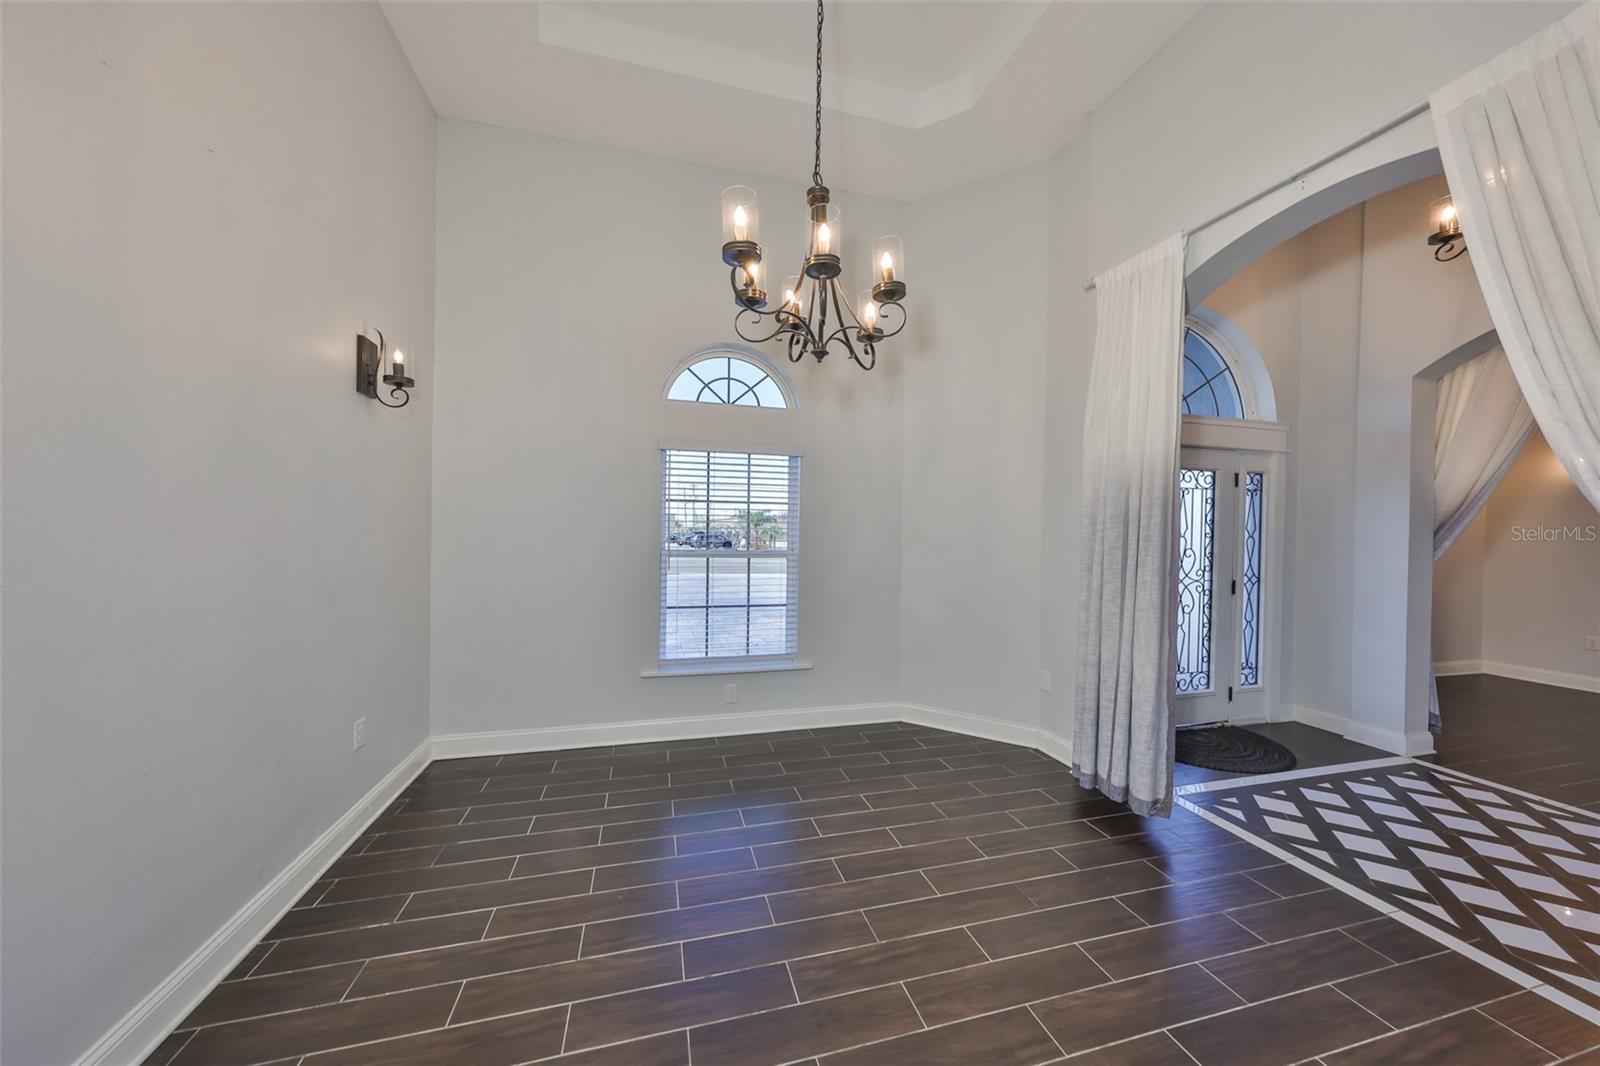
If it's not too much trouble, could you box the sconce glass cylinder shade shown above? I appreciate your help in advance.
[721,185,762,266]
[1427,195,1466,261]
[805,200,842,278]
[871,235,907,303]
[856,289,883,340]
[1431,195,1461,239]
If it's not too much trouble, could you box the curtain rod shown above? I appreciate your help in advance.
[1081,99,1431,293]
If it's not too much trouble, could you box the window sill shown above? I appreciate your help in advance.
[641,660,814,679]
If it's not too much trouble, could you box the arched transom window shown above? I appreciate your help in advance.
[667,353,790,408]
[1179,310,1276,422]
[1182,327,1244,419]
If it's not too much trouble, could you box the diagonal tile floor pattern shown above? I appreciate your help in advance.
[1181,759,1600,1017]
[147,724,1600,1065]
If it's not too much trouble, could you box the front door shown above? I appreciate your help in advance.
[1174,449,1271,726]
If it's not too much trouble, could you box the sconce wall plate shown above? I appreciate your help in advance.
[356,330,414,409]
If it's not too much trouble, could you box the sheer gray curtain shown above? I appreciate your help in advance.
[1073,235,1186,817]
[1431,2,1600,511]
[1429,345,1535,731]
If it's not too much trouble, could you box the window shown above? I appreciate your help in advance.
[660,448,800,665]
[666,353,790,408]
[1180,309,1278,422]
[1175,466,1216,693]
[1239,470,1265,687]
[1182,328,1244,418]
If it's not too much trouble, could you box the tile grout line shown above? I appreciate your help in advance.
[443,980,466,1027]
[1472,1001,1571,1060]
[337,959,368,1004]
[187,726,1589,1064]
[1026,1002,1070,1061]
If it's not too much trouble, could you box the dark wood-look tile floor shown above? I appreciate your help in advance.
[149,721,1600,1066]
[1427,674,1600,811]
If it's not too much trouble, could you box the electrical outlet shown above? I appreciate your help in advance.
[1586,635,1600,652]
[723,683,738,704]
[353,717,366,750]
[1040,670,1053,693]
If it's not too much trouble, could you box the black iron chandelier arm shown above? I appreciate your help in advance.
[824,275,904,342]
[809,279,867,369]
[733,304,804,346]
[716,0,905,372]
[869,298,908,341]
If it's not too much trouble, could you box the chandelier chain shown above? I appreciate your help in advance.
[813,0,824,187]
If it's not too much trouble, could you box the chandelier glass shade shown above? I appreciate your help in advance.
[717,0,907,371]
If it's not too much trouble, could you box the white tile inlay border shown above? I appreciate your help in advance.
[1174,758,1411,796]
[1175,759,1600,1029]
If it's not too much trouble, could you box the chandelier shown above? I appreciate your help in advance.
[717,0,907,371]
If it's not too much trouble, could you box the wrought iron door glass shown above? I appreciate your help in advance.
[1239,471,1265,686]
[1175,467,1216,692]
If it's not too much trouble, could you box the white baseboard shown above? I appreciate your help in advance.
[1279,703,1434,757]
[1281,702,1349,735]
[434,701,1074,768]
[1433,659,1600,694]
[77,738,432,1066]
[431,702,907,759]
[1343,720,1436,757]
[898,702,1074,768]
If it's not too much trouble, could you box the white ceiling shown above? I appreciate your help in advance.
[381,1,1204,201]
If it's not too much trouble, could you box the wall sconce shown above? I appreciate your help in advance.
[1428,195,1466,261]
[356,329,414,408]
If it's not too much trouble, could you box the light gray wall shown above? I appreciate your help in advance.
[1199,209,1364,726]
[1350,174,1496,745]
[898,161,1051,731]
[1435,430,1600,680]
[1434,511,1489,664]
[429,119,906,738]
[1081,2,1574,273]
[1480,432,1600,680]
[1038,134,1097,743]
[1027,1,1569,750]
[1283,209,1366,722]
[1,4,436,1062]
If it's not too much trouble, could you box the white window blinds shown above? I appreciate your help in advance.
[660,449,801,663]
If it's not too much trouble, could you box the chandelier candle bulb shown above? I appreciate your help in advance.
[857,290,882,341]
